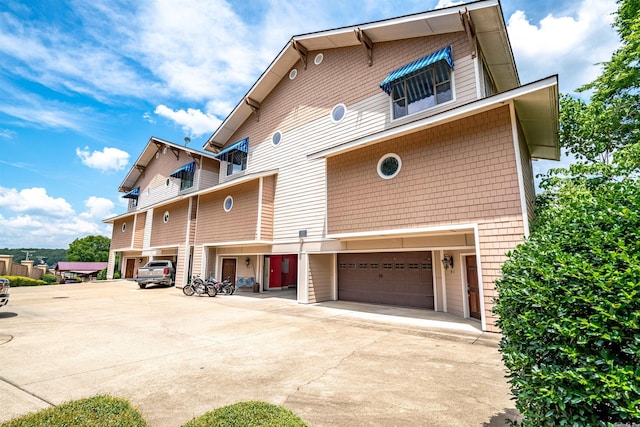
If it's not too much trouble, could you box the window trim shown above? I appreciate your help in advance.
[330,103,347,123]
[377,153,402,179]
[389,62,455,121]
[223,196,234,212]
[163,211,170,223]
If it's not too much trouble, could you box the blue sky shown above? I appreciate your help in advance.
[0,0,620,249]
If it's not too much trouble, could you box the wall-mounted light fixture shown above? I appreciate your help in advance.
[441,254,454,271]
[138,258,143,263]
[245,257,251,267]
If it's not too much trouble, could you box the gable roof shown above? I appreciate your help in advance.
[118,136,219,193]
[204,0,517,149]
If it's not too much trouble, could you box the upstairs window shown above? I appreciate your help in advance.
[169,162,196,191]
[380,45,454,120]
[214,137,249,177]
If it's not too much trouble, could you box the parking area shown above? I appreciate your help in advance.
[0,281,518,426]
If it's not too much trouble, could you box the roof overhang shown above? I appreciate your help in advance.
[104,170,279,224]
[118,137,219,193]
[204,0,518,149]
[308,75,559,161]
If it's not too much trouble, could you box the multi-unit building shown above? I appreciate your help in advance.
[104,0,559,332]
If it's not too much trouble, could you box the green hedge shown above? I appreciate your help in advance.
[42,274,58,284]
[494,180,640,426]
[0,276,47,287]
[1,395,147,427]
[183,401,306,427]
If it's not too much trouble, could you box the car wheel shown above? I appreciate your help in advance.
[138,283,147,289]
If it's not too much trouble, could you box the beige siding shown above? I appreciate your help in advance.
[111,216,134,250]
[478,218,525,332]
[195,181,260,244]
[326,106,520,233]
[260,175,275,240]
[133,211,146,248]
[150,199,190,247]
[199,157,220,189]
[444,250,465,317]
[517,120,536,224]
[308,254,333,303]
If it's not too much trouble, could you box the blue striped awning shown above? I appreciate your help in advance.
[122,186,140,199]
[169,161,195,179]
[379,46,454,95]
[214,137,249,162]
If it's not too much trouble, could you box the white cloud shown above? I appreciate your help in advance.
[507,0,619,92]
[0,187,74,218]
[0,129,15,139]
[80,196,116,220]
[76,146,130,172]
[154,105,222,138]
[434,0,465,9]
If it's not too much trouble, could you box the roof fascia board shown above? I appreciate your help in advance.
[308,75,558,160]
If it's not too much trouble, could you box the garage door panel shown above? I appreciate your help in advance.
[338,252,433,309]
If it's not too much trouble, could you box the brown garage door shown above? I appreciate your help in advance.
[338,252,434,309]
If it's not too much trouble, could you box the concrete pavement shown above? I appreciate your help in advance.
[0,281,519,426]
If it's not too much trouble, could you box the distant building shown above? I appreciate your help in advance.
[55,262,108,282]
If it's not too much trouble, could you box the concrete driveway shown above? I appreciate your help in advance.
[0,281,519,426]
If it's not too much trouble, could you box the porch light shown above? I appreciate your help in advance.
[441,254,454,270]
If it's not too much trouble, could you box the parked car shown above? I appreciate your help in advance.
[134,260,175,289]
[0,278,9,308]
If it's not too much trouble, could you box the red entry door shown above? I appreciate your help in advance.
[268,256,282,288]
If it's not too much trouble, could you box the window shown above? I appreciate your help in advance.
[377,153,402,179]
[169,162,196,191]
[163,211,170,223]
[314,53,324,65]
[121,223,127,232]
[331,103,346,123]
[272,131,282,146]
[223,196,233,212]
[391,60,452,119]
[226,151,247,176]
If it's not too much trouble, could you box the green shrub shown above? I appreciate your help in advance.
[0,276,47,287]
[97,268,107,280]
[493,180,640,426]
[183,401,306,427]
[113,270,121,279]
[1,395,147,427]
[42,274,58,284]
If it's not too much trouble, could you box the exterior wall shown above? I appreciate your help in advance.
[308,253,334,303]
[517,120,536,224]
[259,175,275,240]
[444,250,465,318]
[111,216,134,249]
[326,106,520,233]
[133,211,146,248]
[150,199,190,247]
[227,32,475,149]
[195,181,260,244]
[199,157,220,189]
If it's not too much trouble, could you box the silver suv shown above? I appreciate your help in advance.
[0,278,9,308]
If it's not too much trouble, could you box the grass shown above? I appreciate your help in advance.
[1,395,147,427]
[2,397,306,427]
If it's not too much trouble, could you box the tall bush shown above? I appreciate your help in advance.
[493,180,640,425]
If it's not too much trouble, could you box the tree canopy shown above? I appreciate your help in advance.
[66,235,111,262]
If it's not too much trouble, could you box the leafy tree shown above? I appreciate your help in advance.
[66,236,111,262]
[494,0,640,424]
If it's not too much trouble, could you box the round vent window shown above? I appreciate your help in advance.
[163,211,170,223]
[272,131,282,146]
[314,53,324,65]
[289,69,298,80]
[224,196,233,212]
[331,103,347,123]
[121,223,127,232]
[377,153,402,179]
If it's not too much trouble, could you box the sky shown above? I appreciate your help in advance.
[0,0,621,249]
